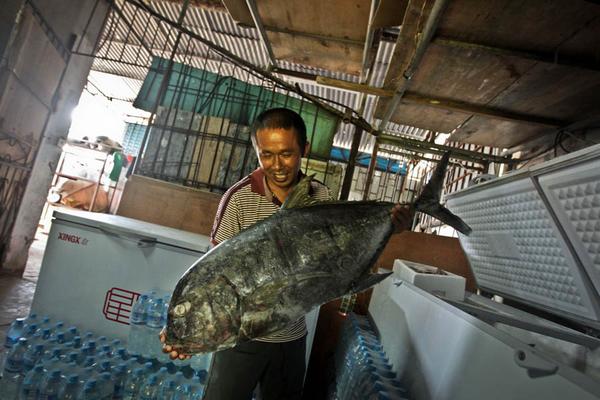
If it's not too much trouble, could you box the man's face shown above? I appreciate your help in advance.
[254,128,308,193]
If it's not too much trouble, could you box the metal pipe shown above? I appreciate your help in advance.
[363,140,380,200]
[246,0,276,68]
[264,25,363,46]
[339,126,363,200]
[340,0,380,200]
[378,0,450,131]
[132,0,190,175]
[378,133,512,164]
[360,0,380,83]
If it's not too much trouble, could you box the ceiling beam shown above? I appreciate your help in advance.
[380,28,600,72]
[316,76,566,127]
[434,36,600,72]
[262,25,363,46]
[317,75,392,96]
[401,92,566,128]
[378,0,449,131]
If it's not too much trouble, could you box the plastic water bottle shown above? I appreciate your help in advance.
[42,348,62,365]
[64,327,79,342]
[80,365,97,387]
[81,355,98,369]
[174,383,193,400]
[38,369,62,399]
[114,347,129,362]
[0,337,28,398]
[82,332,95,347]
[48,322,64,338]
[128,295,149,357]
[58,374,81,400]
[41,338,59,360]
[124,355,142,376]
[23,343,44,372]
[24,313,38,328]
[189,372,205,400]
[144,297,165,359]
[0,319,25,377]
[78,342,97,364]
[18,364,45,400]
[71,336,82,349]
[96,345,112,364]
[79,379,101,400]
[41,355,62,378]
[62,361,79,381]
[156,366,173,394]
[191,352,212,372]
[96,360,112,375]
[159,379,178,399]
[55,332,67,345]
[122,368,145,400]
[37,316,52,330]
[139,374,160,399]
[112,363,128,399]
[97,371,114,399]
[21,324,38,340]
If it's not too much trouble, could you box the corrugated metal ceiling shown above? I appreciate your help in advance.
[89,0,431,155]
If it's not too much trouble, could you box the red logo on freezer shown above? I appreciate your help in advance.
[103,288,140,325]
[58,232,88,245]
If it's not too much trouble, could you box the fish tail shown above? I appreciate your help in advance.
[413,152,472,235]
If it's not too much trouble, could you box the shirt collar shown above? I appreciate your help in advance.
[249,168,308,206]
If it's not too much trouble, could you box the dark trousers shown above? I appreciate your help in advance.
[203,336,306,400]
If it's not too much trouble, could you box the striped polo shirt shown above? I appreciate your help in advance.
[210,168,332,343]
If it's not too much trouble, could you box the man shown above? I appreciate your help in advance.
[161,107,412,399]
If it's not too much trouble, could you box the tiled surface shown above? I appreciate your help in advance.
[0,232,46,344]
[447,178,599,321]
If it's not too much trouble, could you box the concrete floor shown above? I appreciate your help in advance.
[0,231,46,344]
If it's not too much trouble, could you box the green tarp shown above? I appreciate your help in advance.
[134,57,339,159]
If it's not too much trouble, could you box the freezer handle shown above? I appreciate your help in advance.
[97,222,157,247]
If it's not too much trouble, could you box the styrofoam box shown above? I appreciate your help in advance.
[393,259,466,301]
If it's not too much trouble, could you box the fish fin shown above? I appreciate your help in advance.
[414,152,449,206]
[413,152,473,236]
[281,175,320,209]
[248,271,333,306]
[417,203,473,236]
[349,272,393,294]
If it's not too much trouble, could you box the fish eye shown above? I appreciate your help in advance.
[172,301,192,317]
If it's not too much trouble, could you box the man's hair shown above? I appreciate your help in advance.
[251,108,308,155]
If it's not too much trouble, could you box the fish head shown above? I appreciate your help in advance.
[165,274,241,353]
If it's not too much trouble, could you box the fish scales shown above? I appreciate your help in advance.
[166,201,394,353]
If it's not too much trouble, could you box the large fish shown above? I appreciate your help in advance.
[164,152,471,353]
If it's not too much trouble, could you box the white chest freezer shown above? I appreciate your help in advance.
[31,209,320,366]
[364,145,600,400]
[369,274,600,400]
[31,209,212,341]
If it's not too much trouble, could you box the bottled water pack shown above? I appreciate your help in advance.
[328,313,410,400]
[0,310,209,400]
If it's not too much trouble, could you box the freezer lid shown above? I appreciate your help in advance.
[446,143,600,329]
[53,209,211,253]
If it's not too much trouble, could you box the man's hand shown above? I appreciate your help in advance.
[390,204,413,234]
[159,329,192,360]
